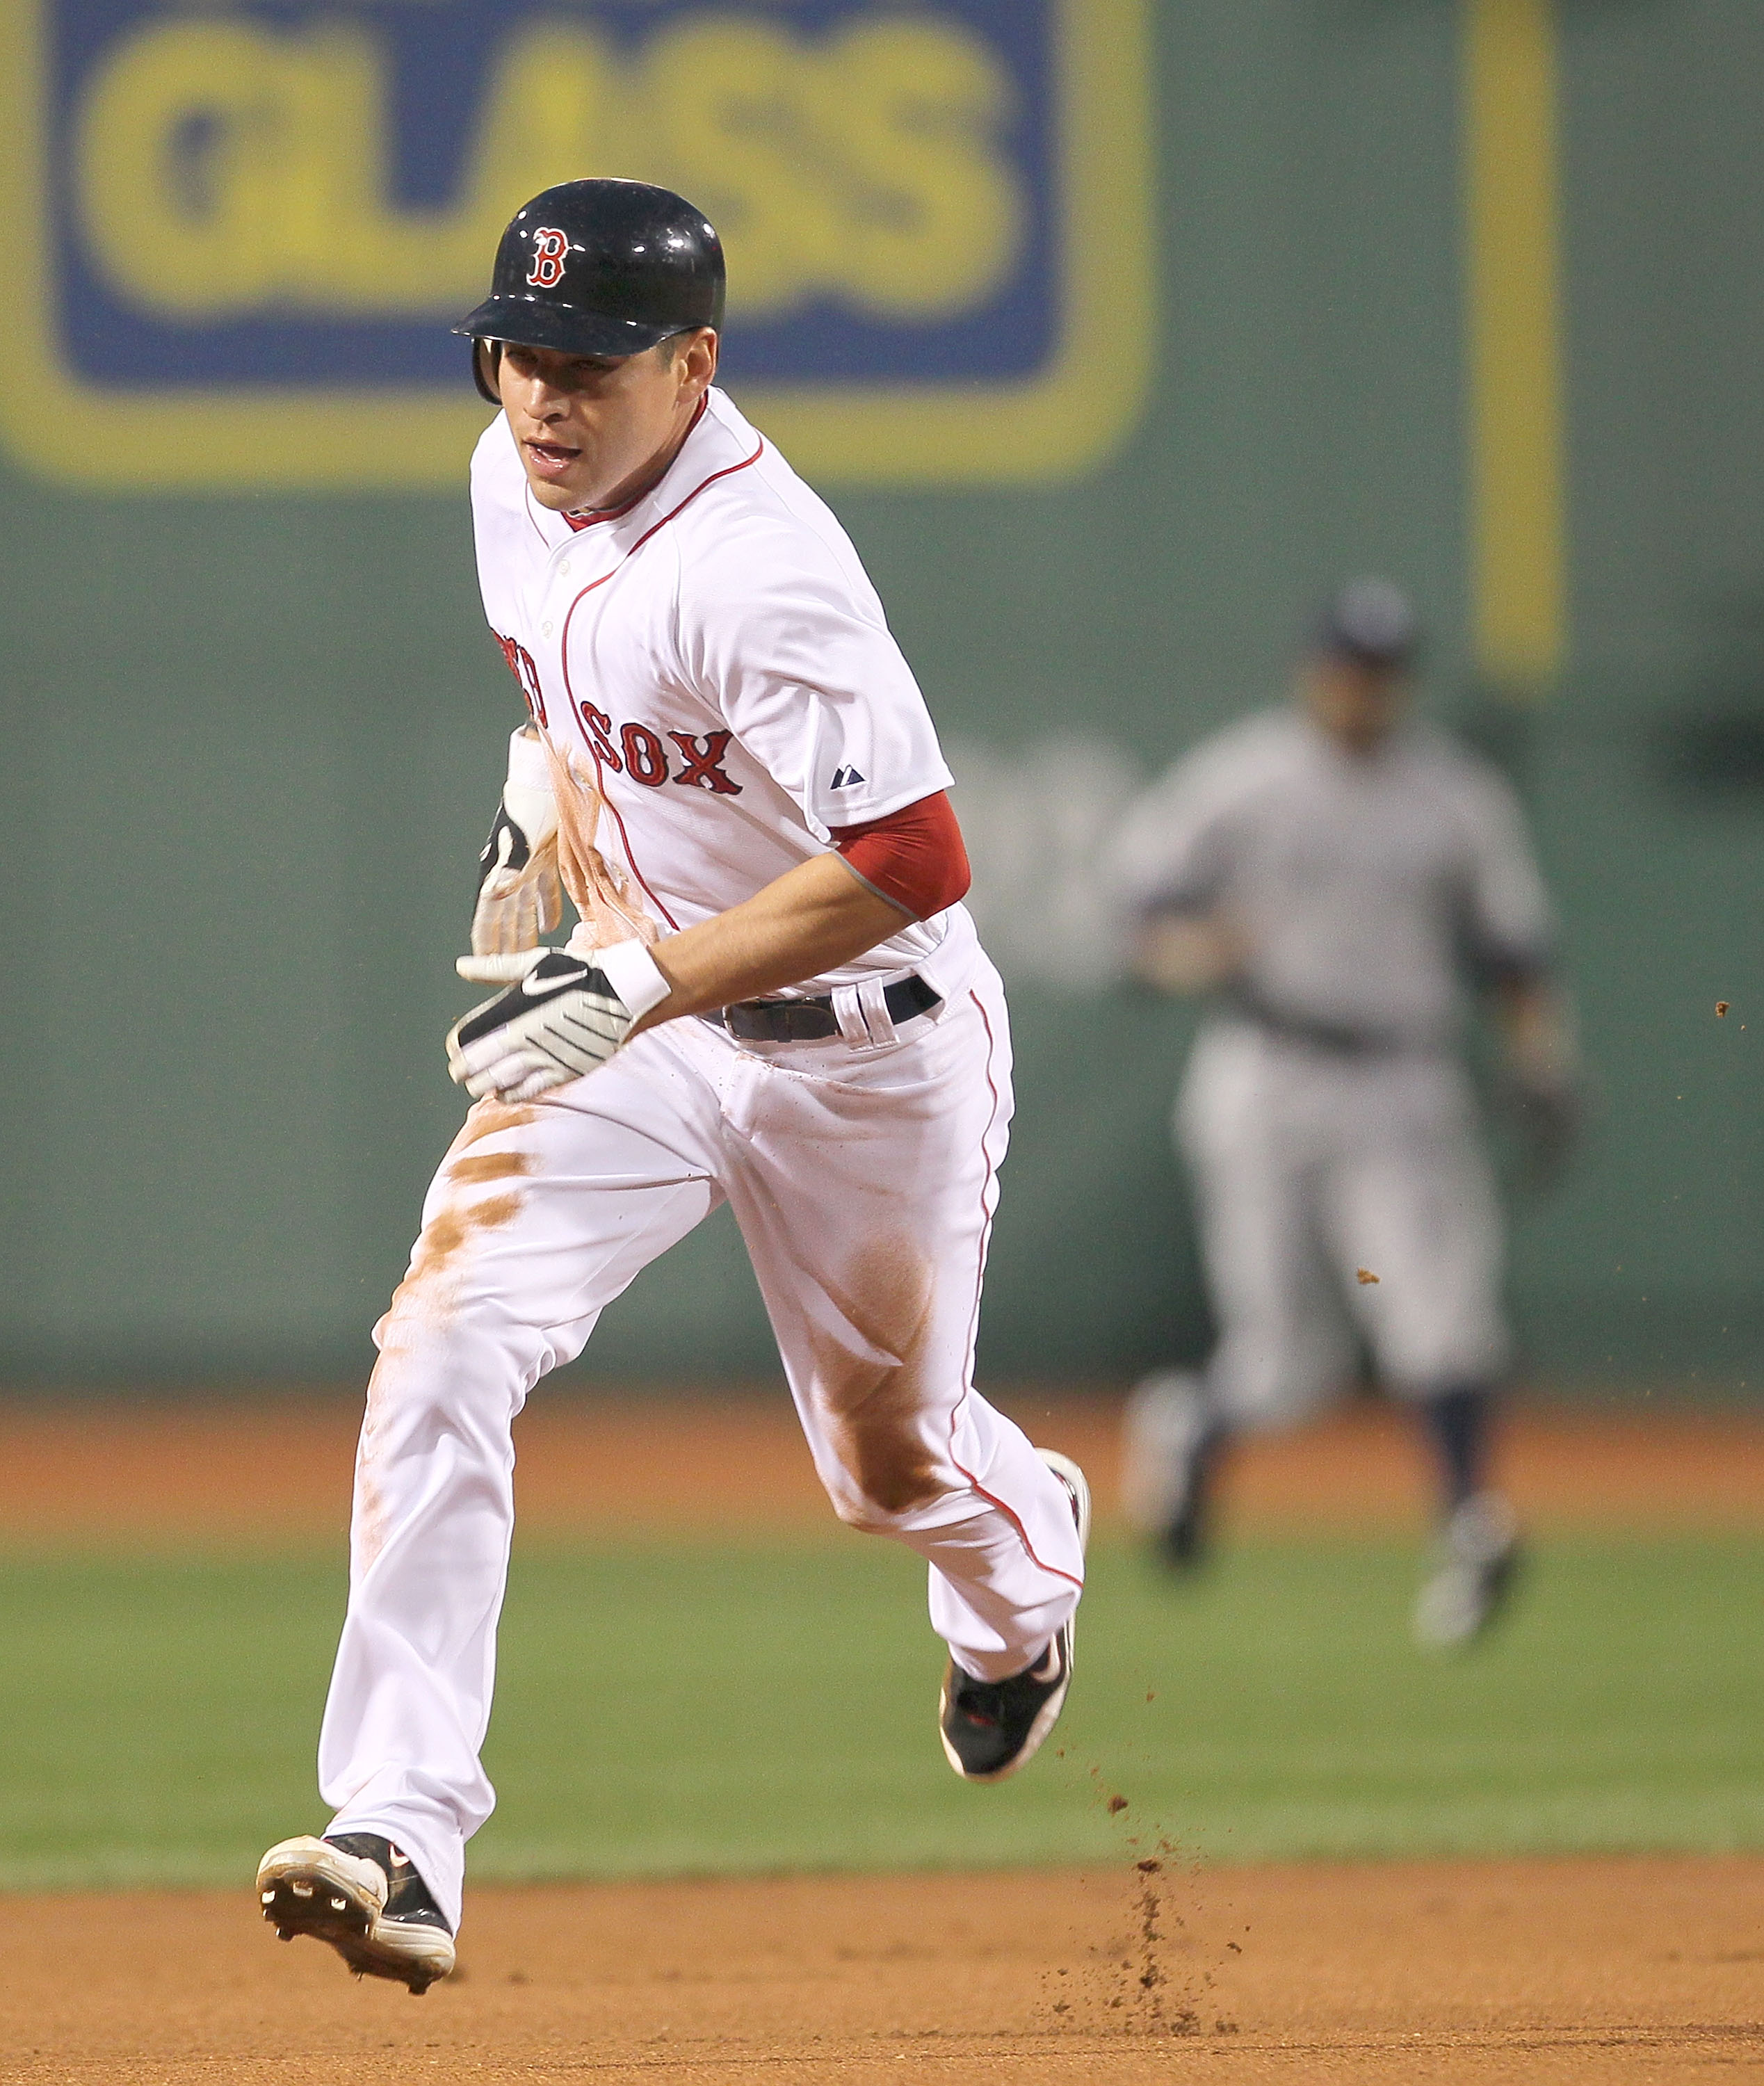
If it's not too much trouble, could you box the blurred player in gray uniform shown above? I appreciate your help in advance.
[1111,581,1579,1645]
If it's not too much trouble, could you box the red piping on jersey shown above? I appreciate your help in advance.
[515,397,712,546]
[557,428,766,932]
[562,396,710,531]
[946,987,1084,1596]
[594,763,680,932]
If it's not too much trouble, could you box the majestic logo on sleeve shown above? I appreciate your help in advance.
[830,764,866,789]
[525,229,569,289]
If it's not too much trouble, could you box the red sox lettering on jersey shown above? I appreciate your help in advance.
[494,633,546,727]
[565,702,743,795]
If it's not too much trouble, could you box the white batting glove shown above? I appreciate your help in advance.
[471,729,562,957]
[446,941,672,1101]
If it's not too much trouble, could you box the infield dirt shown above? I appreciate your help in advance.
[2,1855,1762,2083]
[3,1393,1762,2082]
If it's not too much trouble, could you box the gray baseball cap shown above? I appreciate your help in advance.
[1315,578,1419,670]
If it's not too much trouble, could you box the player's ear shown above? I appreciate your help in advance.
[670,328,718,398]
[473,339,503,406]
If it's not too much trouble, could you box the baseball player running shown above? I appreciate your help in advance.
[1112,581,1578,1647]
[254,180,1087,1994]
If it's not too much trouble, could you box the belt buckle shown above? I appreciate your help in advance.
[773,999,838,1042]
[720,996,839,1044]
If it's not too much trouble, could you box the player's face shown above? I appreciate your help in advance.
[493,331,719,513]
[1300,657,1409,752]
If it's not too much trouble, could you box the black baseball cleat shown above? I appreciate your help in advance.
[939,1448,1091,1782]
[255,1833,455,1994]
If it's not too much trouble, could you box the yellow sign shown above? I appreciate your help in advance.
[1464,0,1567,688]
[0,1,1154,490]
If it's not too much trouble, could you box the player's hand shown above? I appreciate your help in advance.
[1496,985,1585,1188]
[471,775,561,957]
[1131,912,1247,994]
[447,940,674,1101]
[447,949,636,1101]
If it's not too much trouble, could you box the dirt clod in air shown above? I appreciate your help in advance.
[1357,1267,1380,1285]
[1048,1771,1240,2040]
[1132,1854,1200,2035]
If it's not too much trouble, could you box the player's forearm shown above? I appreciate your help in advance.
[1131,912,1246,994]
[1494,975,1578,1087]
[634,854,909,1030]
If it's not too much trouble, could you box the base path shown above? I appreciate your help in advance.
[2,1855,1761,2082]
[1,1389,1762,1540]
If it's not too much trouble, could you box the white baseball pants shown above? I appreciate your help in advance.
[316,963,1083,1928]
[1179,1019,1510,1428]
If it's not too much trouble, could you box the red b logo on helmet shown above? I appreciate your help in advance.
[526,228,569,289]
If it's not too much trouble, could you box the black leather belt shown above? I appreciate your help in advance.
[709,973,941,1043]
[1239,1008,1441,1059]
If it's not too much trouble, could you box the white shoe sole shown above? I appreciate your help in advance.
[255,1836,455,1994]
[939,1448,1092,1783]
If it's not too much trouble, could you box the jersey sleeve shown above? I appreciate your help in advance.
[1107,730,1257,919]
[1451,761,1557,978]
[831,791,971,920]
[674,521,953,836]
[469,416,528,638]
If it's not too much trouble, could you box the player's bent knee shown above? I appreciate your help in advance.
[819,1446,956,1531]
[1213,1349,1341,1430]
[823,1459,952,1529]
[826,1417,949,1521]
[826,1490,887,1532]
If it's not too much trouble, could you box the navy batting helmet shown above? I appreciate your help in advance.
[455,179,725,403]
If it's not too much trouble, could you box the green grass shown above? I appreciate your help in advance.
[1,1533,1761,1891]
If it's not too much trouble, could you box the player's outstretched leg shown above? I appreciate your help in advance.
[939,1449,1091,1782]
[255,1834,455,1994]
[1411,1384,1521,1646]
[1120,1371,1230,1569]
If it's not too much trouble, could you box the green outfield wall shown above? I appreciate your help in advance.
[3,1,1763,1389]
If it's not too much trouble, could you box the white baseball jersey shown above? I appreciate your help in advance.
[471,385,978,997]
[1111,709,1554,1052]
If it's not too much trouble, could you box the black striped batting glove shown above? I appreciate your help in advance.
[446,943,670,1102]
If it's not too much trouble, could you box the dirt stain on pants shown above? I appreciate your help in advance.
[808,1238,944,1517]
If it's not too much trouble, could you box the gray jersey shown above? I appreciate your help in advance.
[1111,709,1554,1052]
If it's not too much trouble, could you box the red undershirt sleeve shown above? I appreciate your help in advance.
[830,791,971,922]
